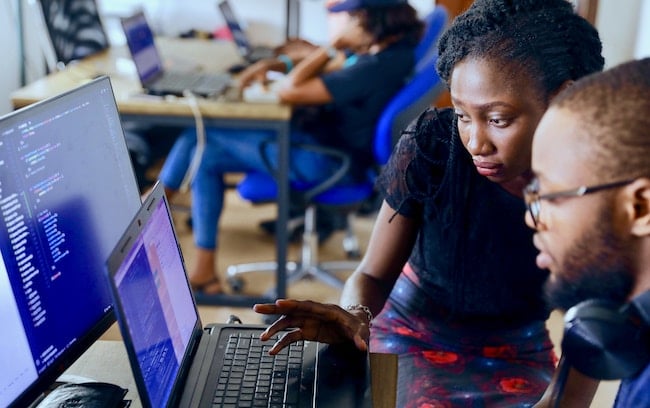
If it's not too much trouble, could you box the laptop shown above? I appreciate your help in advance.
[121,11,231,97]
[217,0,276,63]
[105,182,372,408]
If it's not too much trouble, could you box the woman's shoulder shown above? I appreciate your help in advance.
[409,107,455,136]
[400,107,455,163]
[378,107,456,203]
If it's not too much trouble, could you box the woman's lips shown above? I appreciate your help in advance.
[473,160,502,177]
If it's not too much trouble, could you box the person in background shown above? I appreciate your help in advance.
[156,0,423,295]
[525,57,650,407]
[253,0,604,406]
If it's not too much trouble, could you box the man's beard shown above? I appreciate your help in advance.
[544,205,634,311]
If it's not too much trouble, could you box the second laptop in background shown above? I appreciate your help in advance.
[217,0,276,63]
[121,11,231,98]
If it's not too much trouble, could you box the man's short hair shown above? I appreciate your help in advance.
[551,58,650,180]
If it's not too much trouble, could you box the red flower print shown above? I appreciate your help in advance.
[395,326,425,339]
[406,397,451,408]
[499,377,533,394]
[422,350,459,365]
[483,345,517,359]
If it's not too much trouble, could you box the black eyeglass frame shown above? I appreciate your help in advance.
[523,178,637,227]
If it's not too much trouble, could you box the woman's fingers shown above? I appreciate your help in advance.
[268,329,305,355]
[260,314,302,340]
[254,299,370,352]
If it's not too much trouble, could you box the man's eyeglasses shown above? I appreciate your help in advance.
[523,178,637,228]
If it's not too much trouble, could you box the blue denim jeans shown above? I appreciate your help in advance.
[159,126,350,249]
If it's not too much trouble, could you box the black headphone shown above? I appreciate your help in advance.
[561,290,650,380]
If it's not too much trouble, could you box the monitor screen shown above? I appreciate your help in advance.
[0,77,141,407]
[120,11,165,86]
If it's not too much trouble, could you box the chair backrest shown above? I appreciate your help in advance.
[37,0,109,68]
[373,53,446,165]
[414,5,448,71]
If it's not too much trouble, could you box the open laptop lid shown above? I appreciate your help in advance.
[217,0,254,58]
[106,182,203,408]
[120,11,165,88]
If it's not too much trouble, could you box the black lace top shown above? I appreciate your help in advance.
[377,108,550,323]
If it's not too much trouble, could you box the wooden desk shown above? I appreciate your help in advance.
[61,340,397,408]
[11,38,292,306]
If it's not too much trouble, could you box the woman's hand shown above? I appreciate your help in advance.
[274,38,318,61]
[237,59,274,89]
[253,299,371,355]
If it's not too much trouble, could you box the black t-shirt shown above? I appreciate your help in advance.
[377,108,550,323]
[292,39,415,177]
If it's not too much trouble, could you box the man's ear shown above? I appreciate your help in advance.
[628,178,650,237]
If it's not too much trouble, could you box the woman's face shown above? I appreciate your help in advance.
[331,13,373,53]
[450,57,549,186]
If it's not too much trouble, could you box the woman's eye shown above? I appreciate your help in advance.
[455,112,469,122]
[489,117,510,127]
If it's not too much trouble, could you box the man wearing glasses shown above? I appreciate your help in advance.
[525,57,650,407]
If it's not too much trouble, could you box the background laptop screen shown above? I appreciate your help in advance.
[121,12,164,85]
[112,195,197,407]
[0,77,141,407]
[218,0,254,56]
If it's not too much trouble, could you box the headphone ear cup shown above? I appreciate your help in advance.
[562,299,650,380]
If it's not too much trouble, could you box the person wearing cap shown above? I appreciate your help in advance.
[155,0,423,296]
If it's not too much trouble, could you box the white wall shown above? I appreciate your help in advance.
[99,0,435,47]
[1,0,648,116]
[0,0,21,115]
[596,0,644,68]
[636,0,650,58]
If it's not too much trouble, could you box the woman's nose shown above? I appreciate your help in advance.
[465,124,489,156]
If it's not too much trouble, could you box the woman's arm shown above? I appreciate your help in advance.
[276,46,340,105]
[341,201,419,317]
[254,201,418,353]
[277,14,368,105]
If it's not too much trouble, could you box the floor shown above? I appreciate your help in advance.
[100,185,619,407]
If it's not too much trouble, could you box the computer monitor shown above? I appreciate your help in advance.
[0,77,141,407]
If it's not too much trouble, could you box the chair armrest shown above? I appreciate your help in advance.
[258,140,352,202]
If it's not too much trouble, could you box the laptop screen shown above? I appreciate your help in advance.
[218,0,253,56]
[110,188,198,407]
[121,11,164,86]
[0,77,141,407]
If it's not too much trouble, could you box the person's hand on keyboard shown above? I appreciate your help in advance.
[253,298,371,355]
[237,58,286,90]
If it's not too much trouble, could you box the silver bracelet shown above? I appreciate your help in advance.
[326,46,338,60]
[345,304,373,327]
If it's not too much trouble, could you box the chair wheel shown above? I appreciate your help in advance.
[262,314,280,325]
[346,250,361,259]
[227,276,245,293]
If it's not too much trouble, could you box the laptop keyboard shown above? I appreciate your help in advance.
[213,332,308,408]
[155,71,231,96]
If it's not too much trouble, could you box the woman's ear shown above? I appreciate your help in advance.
[628,178,650,237]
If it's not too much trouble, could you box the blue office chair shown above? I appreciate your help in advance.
[226,53,445,292]
[414,5,448,71]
